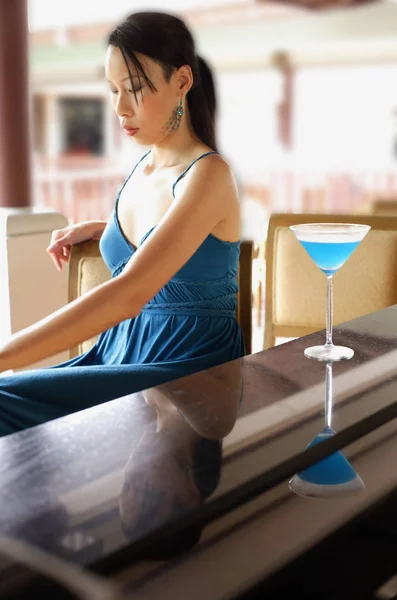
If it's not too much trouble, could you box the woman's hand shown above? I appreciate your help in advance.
[46,221,107,271]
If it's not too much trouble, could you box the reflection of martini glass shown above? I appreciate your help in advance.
[289,362,365,498]
[290,223,370,361]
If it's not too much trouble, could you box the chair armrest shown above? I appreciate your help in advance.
[68,240,111,358]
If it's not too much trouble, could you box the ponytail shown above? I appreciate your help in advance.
[187,55,218,151]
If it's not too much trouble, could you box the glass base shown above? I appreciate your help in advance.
[289,474,365,498]
[304,344,354,362]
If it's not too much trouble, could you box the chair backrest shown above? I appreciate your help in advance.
[69,239,253,358]
[237,240,253,354]
[371,199,397,216]
[264,213,397,349]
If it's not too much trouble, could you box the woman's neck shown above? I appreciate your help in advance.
[149,120,205,170]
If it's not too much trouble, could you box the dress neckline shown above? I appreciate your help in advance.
[114,213,240,252]
[113,150,241,250]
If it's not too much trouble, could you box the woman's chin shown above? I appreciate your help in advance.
[132,136,151,147]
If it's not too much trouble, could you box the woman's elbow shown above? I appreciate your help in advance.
[115,274,149,320]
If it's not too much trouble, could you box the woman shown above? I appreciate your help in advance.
[0,11,244,436]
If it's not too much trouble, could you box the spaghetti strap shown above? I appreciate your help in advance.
[130,150,151,178]
[126,149,151,187]
[114,150,151,216]
[172,151,218,197]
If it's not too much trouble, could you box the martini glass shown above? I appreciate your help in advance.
[289,362,365,498]
[290,223,370,361]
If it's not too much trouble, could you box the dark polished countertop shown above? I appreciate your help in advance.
[1,306,397,598]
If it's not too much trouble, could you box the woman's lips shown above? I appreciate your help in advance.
[123,127,139,136]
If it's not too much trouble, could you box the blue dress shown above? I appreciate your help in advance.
[0,151,245,437]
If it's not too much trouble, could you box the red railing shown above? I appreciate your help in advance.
[33,168,397,224]
[33,168,126,223]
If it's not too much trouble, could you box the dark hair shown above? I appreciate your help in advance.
[107,11,218,150]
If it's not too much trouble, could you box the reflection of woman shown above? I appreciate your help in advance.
[152,358,244,440]
[0,11,244,438]
[119,395,223,560]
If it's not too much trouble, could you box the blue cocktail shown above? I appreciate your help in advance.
[290,223,370,361]
[289,426,364,497]
[289,362,365,498]
[299,240,360,277]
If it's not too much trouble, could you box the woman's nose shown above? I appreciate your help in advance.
[116,95,135,118]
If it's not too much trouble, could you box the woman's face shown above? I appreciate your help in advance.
[105,45,185,146]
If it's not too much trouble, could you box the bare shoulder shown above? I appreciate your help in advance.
[180,152,238,193]
[184,152,241,241]
[175,151,240,220]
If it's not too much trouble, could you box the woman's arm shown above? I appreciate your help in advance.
[89,221,108,240]
[47,220,109,271]
[0,154,236,372]
[0,274,140,371]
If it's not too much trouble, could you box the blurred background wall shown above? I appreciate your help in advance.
[29,0,397,244]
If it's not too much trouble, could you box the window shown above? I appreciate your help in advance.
[60,97,104,156]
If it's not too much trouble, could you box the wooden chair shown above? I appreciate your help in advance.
[264,213,397,349]
[69,239,253,358]
[252,240,266,327]
[371,199,397,216]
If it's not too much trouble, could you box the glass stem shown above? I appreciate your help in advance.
[325,275,333,347]
[325,362,332,429]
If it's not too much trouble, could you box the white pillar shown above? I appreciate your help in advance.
[0,208,70,371]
